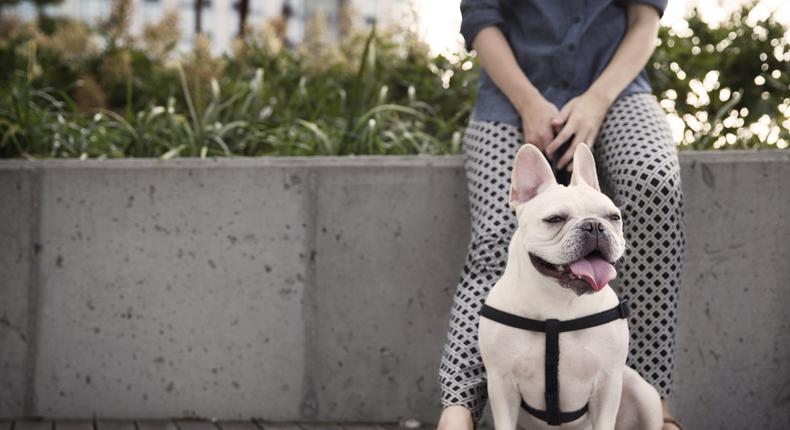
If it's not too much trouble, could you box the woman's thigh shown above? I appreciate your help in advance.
[462,120,523,244]
[593,92,685,396]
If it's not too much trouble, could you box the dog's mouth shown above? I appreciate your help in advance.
[529,251,617,294]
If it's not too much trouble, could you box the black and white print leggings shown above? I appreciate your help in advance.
[438,92,685,422]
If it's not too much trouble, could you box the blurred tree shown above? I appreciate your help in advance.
[0,0,21,20]
[269,1,293,47]
[102,0,133,47]
[194,0,203,34]
[338,0,351,38]
[649,2,790,149]
[0,0,64,30]
[236,0,249,36]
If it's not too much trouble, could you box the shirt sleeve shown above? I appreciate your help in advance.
[623,0,667,17]
[459,0,505,51]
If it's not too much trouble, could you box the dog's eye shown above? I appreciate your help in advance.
[543,215,566,224]
[608,214,621,221]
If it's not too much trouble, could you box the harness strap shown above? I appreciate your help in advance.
[479,299,630,333]
[480,298,630,426]
[520,399,589,424]
[545,319,561,425]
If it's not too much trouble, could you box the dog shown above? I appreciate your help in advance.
[478,143,662,430]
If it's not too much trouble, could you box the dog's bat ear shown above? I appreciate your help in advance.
[570,143,600,192]
[509,144,556,208]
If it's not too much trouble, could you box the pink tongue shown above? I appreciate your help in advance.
[569,256,617,292]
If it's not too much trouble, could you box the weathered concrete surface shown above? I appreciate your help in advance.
[0,167,35,417]
[31,162,309,419]
[309,163,469,421]
[671,152,790,430]
[0,152,788,429]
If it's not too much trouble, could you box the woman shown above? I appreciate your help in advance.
[437,1,685,429]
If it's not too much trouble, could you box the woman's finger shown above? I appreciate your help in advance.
[542,125,557,147]
[545,120,576,159]
[551,99,575,128]
[565,131,594,172]
[586,126,600,149]
[557,129,589,170]
[528,127,553,151]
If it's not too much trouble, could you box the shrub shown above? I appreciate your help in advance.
[0,5,476,158]
[649,4,790,150]
[0,1,787,158]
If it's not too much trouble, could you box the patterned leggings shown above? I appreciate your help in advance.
[438,93,685,421]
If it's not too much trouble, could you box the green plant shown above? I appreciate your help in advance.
[0,2,788,159]
[649,3,790,149]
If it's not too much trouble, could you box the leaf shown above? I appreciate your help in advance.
[161,144,186,159]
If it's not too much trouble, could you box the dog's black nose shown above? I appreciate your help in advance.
[580,220,604,236]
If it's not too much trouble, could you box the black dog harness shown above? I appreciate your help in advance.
[480,298,630,426]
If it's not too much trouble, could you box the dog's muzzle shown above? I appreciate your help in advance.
[530,219,621,294]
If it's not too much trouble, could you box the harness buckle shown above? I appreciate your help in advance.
[618,299,630,319]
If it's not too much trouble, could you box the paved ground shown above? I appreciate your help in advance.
[0,420,413,430]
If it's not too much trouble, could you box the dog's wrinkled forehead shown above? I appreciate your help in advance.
[519,185,619,221]
[507,143,625,243]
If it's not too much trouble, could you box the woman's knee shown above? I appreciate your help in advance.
[612,154,684,219]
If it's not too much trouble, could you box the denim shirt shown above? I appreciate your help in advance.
[460,0,667,127]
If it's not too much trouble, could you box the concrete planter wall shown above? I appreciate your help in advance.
[1,152,788,429]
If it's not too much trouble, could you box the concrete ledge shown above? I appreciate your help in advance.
[0,151,788,430]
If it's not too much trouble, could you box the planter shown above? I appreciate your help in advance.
[1,151,789,429]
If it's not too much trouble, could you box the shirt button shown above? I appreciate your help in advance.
[568,43,576,52]
[572,16,582,24]
[559,80,569,89]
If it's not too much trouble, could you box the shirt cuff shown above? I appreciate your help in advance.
[460,4,506,51]
[623,0,667,17]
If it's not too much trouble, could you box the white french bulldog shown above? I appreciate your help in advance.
[478,143,662,430]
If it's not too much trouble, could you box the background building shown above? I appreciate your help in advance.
[5,0,411,54]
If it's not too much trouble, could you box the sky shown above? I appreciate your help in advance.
[413,0,790,56]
